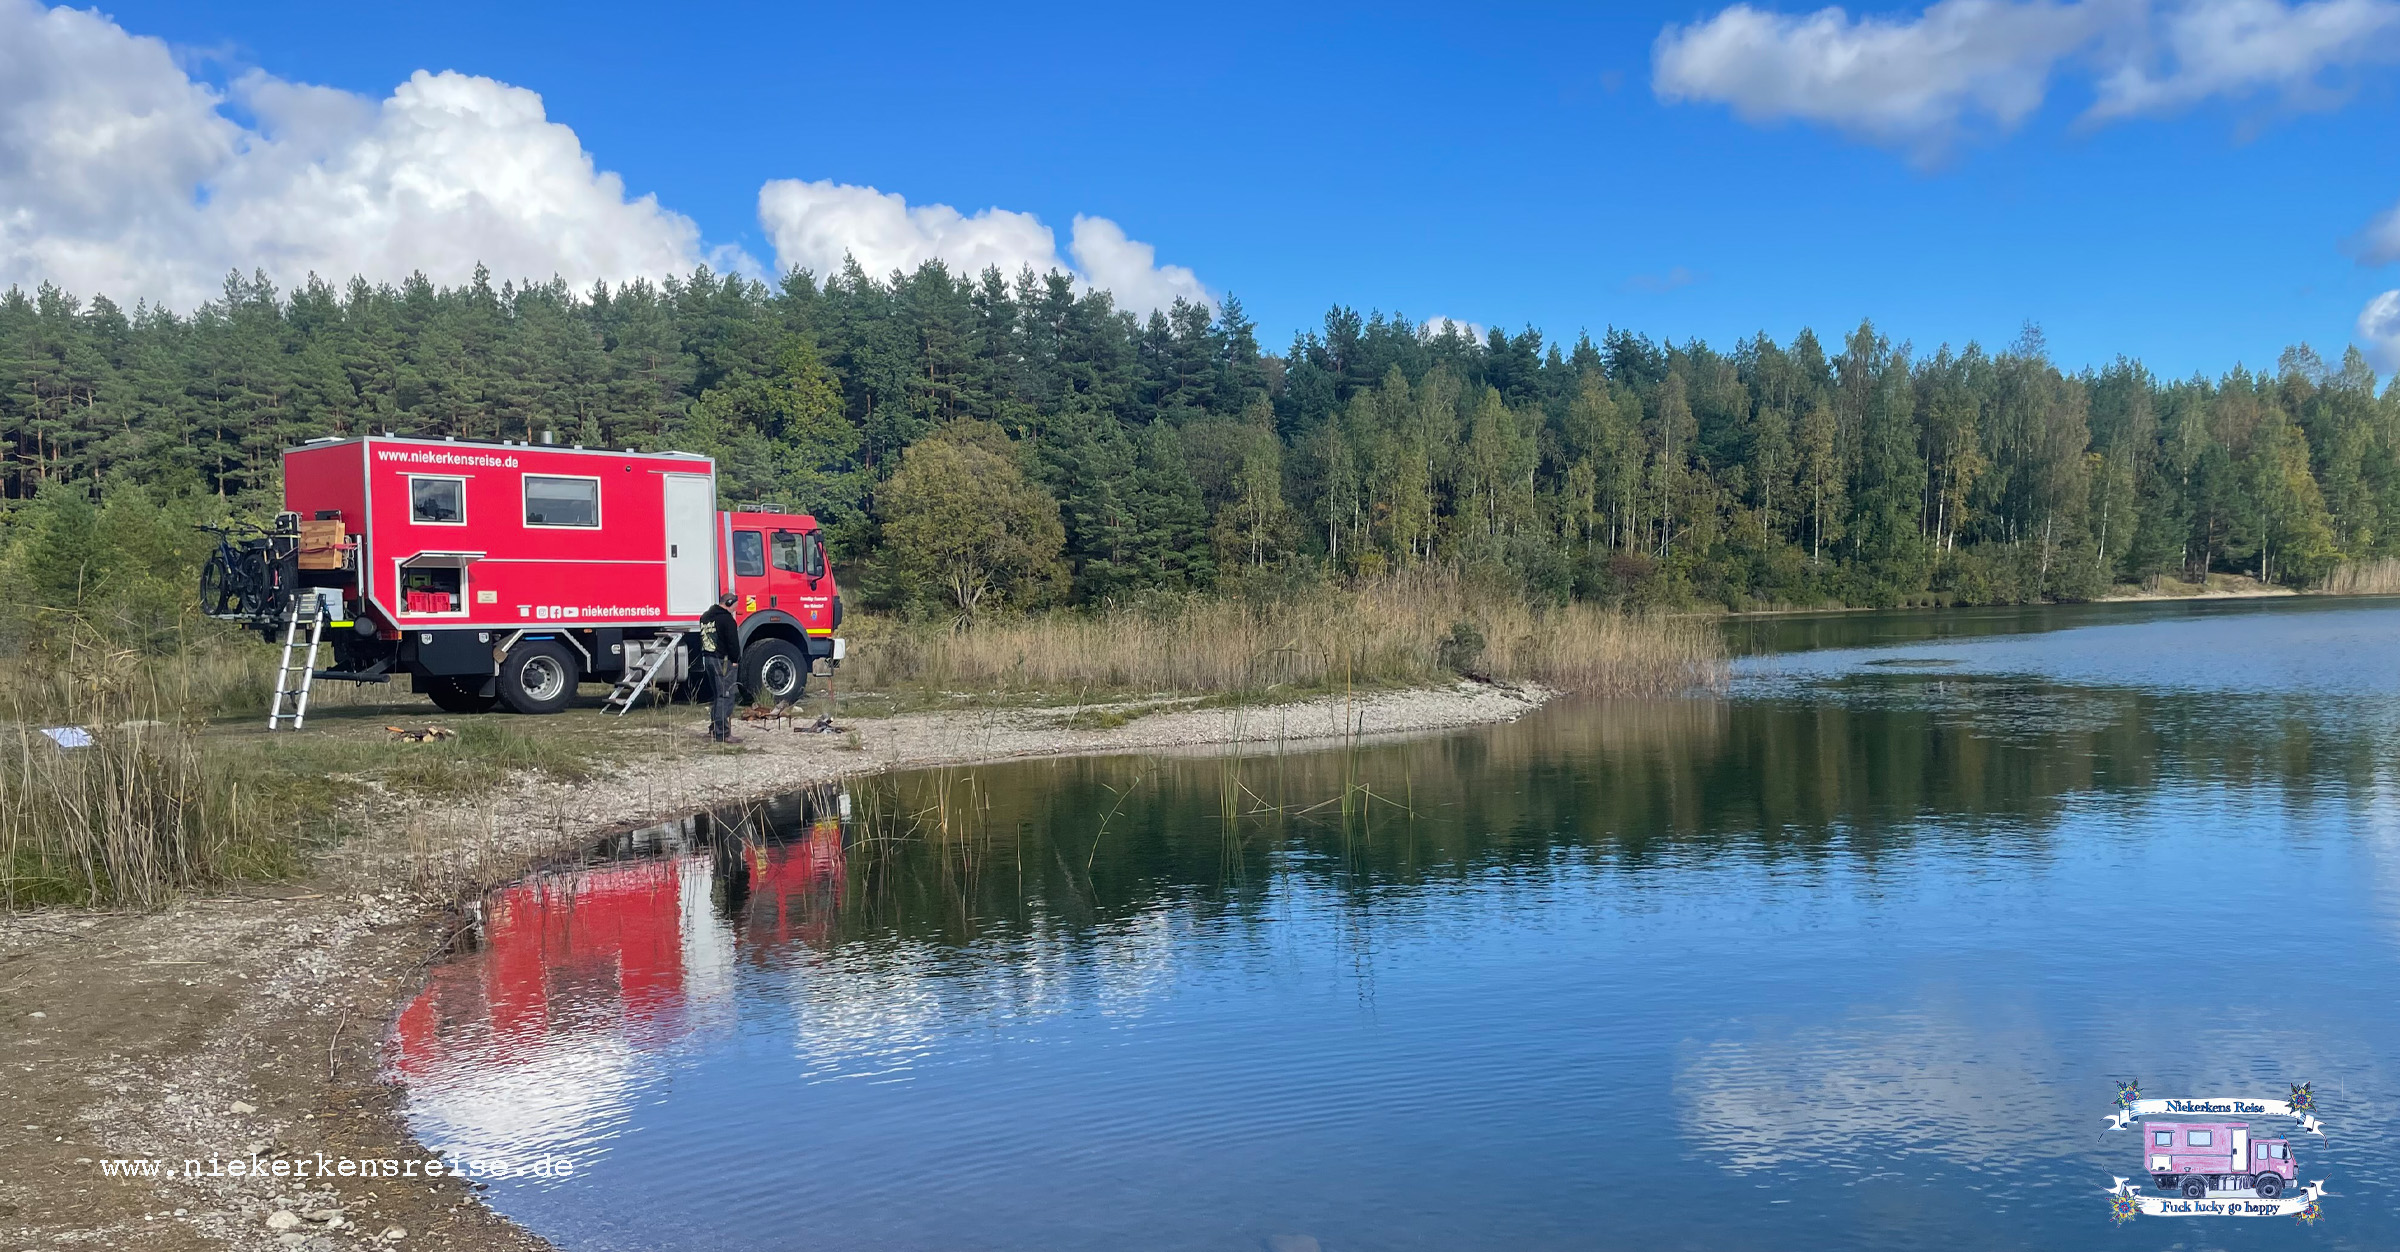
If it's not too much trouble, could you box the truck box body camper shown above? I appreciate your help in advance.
[2141,1120,2298,1199]
[212,435,843,718]
[284,436,724,629]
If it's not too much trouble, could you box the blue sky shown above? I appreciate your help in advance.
[15,0,2400,379]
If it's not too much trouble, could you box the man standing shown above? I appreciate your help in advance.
[698,594,741,743]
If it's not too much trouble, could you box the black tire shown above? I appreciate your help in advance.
[425,676,498,714]
[498,640,578,714]
[199,555,228,617]
[739,638,807,705]
[2180,1175,2208,1200]
[235,540,276,616]
[2255,1174,2282,1199]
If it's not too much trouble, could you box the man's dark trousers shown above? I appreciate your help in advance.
[706,655,736,741]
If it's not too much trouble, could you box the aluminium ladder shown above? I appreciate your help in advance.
[268,591,331,731]
[605,632,688,715]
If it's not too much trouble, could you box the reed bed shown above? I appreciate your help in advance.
[1,630,303,909]
[845,568,1727,698]
[2324,559,2400,596]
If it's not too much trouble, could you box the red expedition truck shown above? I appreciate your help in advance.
[206,434,844,714]
[2143,1120,2298,1199]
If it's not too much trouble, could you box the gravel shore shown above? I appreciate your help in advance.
[0,679,1551,1252]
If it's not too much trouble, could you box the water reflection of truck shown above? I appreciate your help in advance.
[391,791,850,1080]
[2144,1121,2297,1199]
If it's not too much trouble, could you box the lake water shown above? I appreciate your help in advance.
[390,597,2400,1250]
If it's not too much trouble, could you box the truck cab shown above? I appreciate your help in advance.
[2142,1120,2297,1199]
[722,509,843,704]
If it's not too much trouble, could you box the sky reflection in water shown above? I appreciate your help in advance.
[392,598,2400,1250]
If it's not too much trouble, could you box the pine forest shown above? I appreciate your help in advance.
[6,260,2398,629]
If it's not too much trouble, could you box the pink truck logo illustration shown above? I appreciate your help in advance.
[2143,1121,2298,1199]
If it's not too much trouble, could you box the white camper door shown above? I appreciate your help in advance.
[661,474,718,617]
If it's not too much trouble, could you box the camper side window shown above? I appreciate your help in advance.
[2152,1131,2172,1147]
[733,531,766,577]
[2187,1130,2211,1146]
[524,476,599,527]
[411,476,464,524]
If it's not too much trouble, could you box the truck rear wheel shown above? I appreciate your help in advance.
[2255,1174,2282,1199]
[2180,1175,2208,1200]
[499,640,578,714]
[425,676,498,714]
[740,638,807,705]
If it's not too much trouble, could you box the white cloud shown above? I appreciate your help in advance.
[754,179,1054,287]
[756,178,1209,314]
[1653,0,2400,157]
[0,0,1209,316]
[1651,0,2108,154]
[0,0,718,308]
[1421,316,1486,341]
[1066,214,1209,317]
[2092,0,2400,117]
[2355,200,2400,266]
[2360,289,2400,371]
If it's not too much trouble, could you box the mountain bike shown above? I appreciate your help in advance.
[197,523,290,620]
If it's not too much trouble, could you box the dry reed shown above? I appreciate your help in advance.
[1,628,301,909]
[2324,559,2400,596]
[844,568,1727,698]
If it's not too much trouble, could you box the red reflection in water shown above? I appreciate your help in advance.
[738,817,845,951]
[388,818,847,1079]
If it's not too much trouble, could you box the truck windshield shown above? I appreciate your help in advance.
[733,531,765,577]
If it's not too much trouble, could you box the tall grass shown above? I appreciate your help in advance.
[2324,559,2400,596]
[845,567,1727,698]
[1,625,304,908]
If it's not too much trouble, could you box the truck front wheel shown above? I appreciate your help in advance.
[2180,1176,2208,1200]
[499,641,578,714]
[2255,1174,2282,1199]
[740,638,807,706]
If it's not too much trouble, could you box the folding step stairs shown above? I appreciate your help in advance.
[606,632,688,715]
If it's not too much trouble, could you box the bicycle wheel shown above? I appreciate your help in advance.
[200,551,229,616]
[233,541,274,617]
